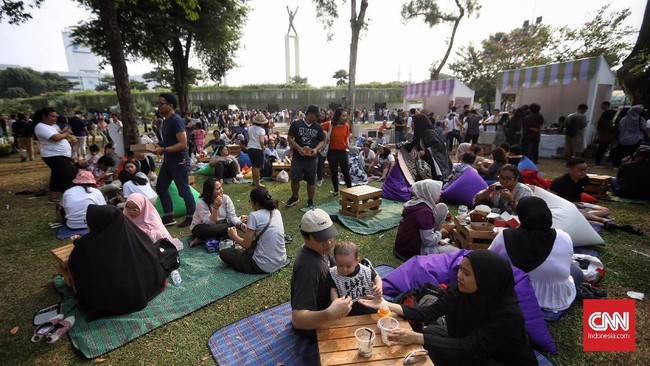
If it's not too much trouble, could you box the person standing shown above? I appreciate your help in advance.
[69,111,89,161]
[594,101,616,168]
[520,103,544,164]
[444,107,463,152]
[247,113,268,187]
[285,105,325,208]
[563,104,589,162]
[11,113,34,162]
[464,109,481,144]
[153,93,195,227]
[322,108,353,196]
[392,110,406,142]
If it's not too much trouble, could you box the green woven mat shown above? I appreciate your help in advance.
[55,246,271,358]
[300,198,404,235]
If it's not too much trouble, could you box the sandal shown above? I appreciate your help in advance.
[31,314,64,342]
[45,316,75,343]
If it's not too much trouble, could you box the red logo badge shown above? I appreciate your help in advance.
[583,299,636,351]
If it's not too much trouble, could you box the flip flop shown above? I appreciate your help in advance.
[45,316,75,343]
[31,314,64,342]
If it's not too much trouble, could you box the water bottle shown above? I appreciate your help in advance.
[171,270,182,286]
[457,205,468,220]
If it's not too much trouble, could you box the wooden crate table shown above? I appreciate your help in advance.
[317,313,434,366]
[51,243,75,287]
[452,216,496,250]
[585,174,612,195]
[272,161,291,178]
[225,144,240,157]
[339,185,382,219]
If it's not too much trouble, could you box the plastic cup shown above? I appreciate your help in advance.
[354,327,375,357]
[377,316,399,346]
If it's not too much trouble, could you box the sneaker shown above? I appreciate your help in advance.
[286,196,299,207]
[330,190,339,197]
[307,199,314,209]
[317,179,324,187]
[162,215,177,226]
[177,217,192,228]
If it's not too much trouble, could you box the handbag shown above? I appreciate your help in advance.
[247,210,274,254]
[415,154,433,180]
[320,122,333,157]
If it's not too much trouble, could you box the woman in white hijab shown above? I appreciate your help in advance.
[394,179,459,260]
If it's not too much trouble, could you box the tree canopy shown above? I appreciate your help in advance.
[142,67,202,89]
[0,0,44,24]
[0,67,76,98]
[332,69,348,86]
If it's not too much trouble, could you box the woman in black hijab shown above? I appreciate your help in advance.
[360,250,537,365]
[69,205,166,321]
[489,196,578,313]
[403,114,452,181]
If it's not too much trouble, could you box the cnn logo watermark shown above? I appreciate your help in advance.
[583,299,635,351]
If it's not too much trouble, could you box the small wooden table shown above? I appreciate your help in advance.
[452,216,496,250]
[317,313,433,366]
[340,185,383,218]
[51,243,75,287]
[272,161,292,178]
[585,174,612,195]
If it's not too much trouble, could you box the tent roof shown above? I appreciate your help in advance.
[496,56,614,93]
[403,78,473,99]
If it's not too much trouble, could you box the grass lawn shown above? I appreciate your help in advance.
[0,147,648,365]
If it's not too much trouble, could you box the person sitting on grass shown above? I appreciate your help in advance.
[68,204,166,321]
[612,145,650,200]
[478,148,507,182]
[549,158,612,225]
[368,145,395,182]
[60,170,106,229]
[358,250,537,366]
[189,178,244,247]
[112,160,158,207]
[221,186,287,274]
[328,241,382,316]
[209,146,241,183]
[473,164,532,214]
[471,145,486,170]
[443,152,476,189]
[123,193,182,250]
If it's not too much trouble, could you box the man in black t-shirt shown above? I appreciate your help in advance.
[549,157,611,224]
[286,105,325,208]
[291,209,351,341]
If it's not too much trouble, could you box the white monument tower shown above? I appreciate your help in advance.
[285,5,300,83]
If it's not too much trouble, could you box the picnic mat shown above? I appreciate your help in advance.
[56,226,88,240]
[300,198,404,235]
[600,195,650,205]
[208,265,395,366]
[54,247,272,358]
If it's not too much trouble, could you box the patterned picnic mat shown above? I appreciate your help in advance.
[55,246,274,358]
[208,265,395,366]
[300,199,404,235]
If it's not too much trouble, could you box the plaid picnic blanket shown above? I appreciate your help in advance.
[55,246,276,358]
[300,199,404,235]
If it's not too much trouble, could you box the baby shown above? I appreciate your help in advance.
[327,241,383,315]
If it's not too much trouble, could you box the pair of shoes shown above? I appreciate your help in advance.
[316,179,324,187]
[307,199,314,209]
[162,215,177,226]
[582,283,608,298]
[577,284,595,300]
[329,191,339,197]
[31,314,75,343]
[177,217,192,228]
[286,196,299,207]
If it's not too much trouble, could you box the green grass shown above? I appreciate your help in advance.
[0,151,648,365]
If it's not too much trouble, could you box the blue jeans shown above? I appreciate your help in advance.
[156,159,195,217]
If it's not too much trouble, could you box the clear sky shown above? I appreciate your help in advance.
[0,0,644,87]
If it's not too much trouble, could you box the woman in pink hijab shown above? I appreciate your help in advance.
[123,193,183,250]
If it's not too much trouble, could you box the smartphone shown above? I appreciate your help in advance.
[494,185,504,191]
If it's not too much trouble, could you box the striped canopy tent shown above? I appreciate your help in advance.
[495,56,615,146]
[403,78,475,119]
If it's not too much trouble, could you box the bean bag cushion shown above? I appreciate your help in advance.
[441,168,487,207]
[382,251,557,354]
[154,182,200,217]
[195,164,214,176]
[533,187,604,246]
[520,169,551,189]
[238,151,252,169]
[381,163,412,202]
[518,156,540,174]
[581,192,599,204]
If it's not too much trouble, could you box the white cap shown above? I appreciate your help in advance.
[300,208,338,241]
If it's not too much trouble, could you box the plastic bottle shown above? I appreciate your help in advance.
[171,270,182,286]
[377,299,391,318]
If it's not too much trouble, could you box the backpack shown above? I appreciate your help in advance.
[564,114,579,137]
[156,238,180,276]
[393,282,447,332]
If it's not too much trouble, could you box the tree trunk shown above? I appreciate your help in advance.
[168,37,191,114]
[430,0,465,80]
[347,0,368,130]
[97,0,139,152]
[617,0,650,107]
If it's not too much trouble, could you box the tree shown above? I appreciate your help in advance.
[291,75,309,85]
[129,79,148,91]
[618,0,650,107]
[142,67,202,89]
[48,95,83,116]
[0,0,44,24]
[73,0,247,113]
[332,69,348,86]
[401,0,480,80]
[0,67,76,97]
[3,87,29,99]
[552,5,636,67]
[314,0,368,124]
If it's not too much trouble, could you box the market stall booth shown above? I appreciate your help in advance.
[404,78,475,120]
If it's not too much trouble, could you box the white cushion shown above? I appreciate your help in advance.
[533,187,604,247]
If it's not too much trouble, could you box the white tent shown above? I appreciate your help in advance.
[403,78,475,119]
[495,56,615,147]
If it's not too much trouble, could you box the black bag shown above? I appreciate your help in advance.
[394,282,447,332]
[156,238,180,276]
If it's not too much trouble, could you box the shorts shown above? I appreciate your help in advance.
[565,135,584,154]
[290,157,317,184]
[248,148,264,169]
